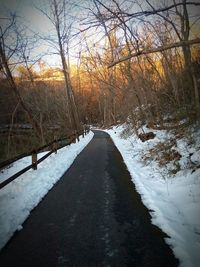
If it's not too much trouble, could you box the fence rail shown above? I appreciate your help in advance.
[0,126,90,190]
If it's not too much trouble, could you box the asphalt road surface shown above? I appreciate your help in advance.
[0,130,179,267]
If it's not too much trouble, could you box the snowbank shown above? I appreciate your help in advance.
[0,131,94,250]
[105,125,200,267]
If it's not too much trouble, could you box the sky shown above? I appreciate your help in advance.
[0,0,88,69]
[0,0,50,31]
[0,0,57,68]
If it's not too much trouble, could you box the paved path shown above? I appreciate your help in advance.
[0,130,179,266]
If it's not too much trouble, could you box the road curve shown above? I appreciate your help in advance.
[0,130,179,267]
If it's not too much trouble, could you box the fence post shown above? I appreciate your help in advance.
[82,126,85,137]
[76,130,79,142]
[53,141,57,154]
[52,135,58,154]
[32,151,37,170]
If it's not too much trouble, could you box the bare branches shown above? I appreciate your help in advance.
[119,1,200,19]
[108,38,200,68]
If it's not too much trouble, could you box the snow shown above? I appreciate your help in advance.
[191,151,200,165]
[105,125,200,267]
[0,131,94,250]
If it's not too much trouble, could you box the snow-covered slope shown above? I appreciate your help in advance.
[0,131,94,250]
[105,125,200,267]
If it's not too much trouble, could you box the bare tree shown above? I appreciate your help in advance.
[38,0,80,132]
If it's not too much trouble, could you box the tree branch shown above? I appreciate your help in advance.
[123,2,200,18]
[108,38,200,68]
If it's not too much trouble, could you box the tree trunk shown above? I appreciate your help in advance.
[53,0,80,132]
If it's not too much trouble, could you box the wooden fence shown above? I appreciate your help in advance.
[0,126,90,190]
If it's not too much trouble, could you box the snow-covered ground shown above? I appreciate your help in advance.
[0,131,94,250]
[105,125,200,267]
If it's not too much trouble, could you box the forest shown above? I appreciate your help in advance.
[0,0,200,162]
